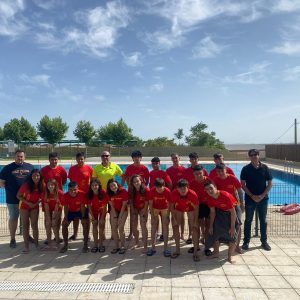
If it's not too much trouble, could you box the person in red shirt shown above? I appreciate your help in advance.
[209,153,235,180]
[122,150,149,241]
[214,164,244,254]
[107,179,128,254]
[17,169,43,253]
[129,174,150,253]
[189,165,210,253]
[204,180,239,264]
[148,178,172,257]
[170,179,200,261]
[41,179,64,250]
[87,178,109,253]
[68,152,93,241]
[166,153,186,240]
[59,181,89,253]
[41,152,67,191]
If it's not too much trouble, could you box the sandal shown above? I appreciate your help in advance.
[163,250,171,257]
[171,252,180,259]
[59,245,68,253]
[159,235,164,242]
[111,248,120,254]
[205,249,212,256]
[82,246,89,253]
[188,247,200,253]
[147,249,157,256]
[186,238,192,244]
[91,246,98,253]
[99,246,105,253]
[119,248,126,255]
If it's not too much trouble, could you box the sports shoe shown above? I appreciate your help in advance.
[9,239,16,248]
[241,242,249,250]
[261,242,271,251]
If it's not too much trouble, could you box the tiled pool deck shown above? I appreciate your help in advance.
[0,236,300,299]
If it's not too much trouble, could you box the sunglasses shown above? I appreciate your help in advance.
[101,155,110,158]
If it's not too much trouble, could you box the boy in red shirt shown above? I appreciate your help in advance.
[204,180,239,264]
[60,181,89,253]
[148,178,172,257]
[209,153,235,180]
[171,179,200,261]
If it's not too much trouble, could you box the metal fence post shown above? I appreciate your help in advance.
[254,209,259,237]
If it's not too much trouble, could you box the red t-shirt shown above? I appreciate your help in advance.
[185,166,209,184]
[62,191,86,213]
[109,188,128,212]
[213,175,242,200]
[149,187,171,210]
[166,165,186,188]
[68,164,93,193]
[18,183,42,210]
[189,177,209,204]
[132,187,150,209]
[209,166,235,180]
[41,165,67,191]
[125,164,150,184]
[149,169,172,188]
[42,190,64,211]
[171,189,199,212]
[207,190,237,211]
[87,190,109,214]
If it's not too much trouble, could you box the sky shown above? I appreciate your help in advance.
[0,0,300,144]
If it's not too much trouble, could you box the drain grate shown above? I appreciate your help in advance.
[0,281,134,293]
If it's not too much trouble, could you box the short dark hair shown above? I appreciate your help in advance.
[131,150,142,158]
[151,156,160,163]
[189,152,198,159]
[213,153,223,159]
[15,149,25,155]
[68,181,78,188]
[76,152,85,159]
[193,164,203,171]
[203,179,215,187]
[177,179,188,188]
[216,163,226,170]
[49,152,59,159]
[154,178,165,187]
[248,149,259,156]
[170,153,179,157]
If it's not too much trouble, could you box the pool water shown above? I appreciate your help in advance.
[0,163,300,205]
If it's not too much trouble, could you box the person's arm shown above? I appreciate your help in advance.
[63,205,69,221]
[237,187,245,212]
[229,207,237,238]
[0,179,5,188]
[208,207,216,235]
[120,174,127,187]
[259,180,273,201]
[241,180,255,200]
[148,199,154,216]
[17,190,34,209]
[193,205,199,227]
[119,201,127,220]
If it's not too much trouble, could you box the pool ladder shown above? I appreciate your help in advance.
[283,160,295,176]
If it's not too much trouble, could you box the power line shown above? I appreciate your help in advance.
[272,122,295,143]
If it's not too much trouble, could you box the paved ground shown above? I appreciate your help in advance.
[0,236,300,299]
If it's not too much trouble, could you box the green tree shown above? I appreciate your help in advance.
[185,122,225,149]
[174,128,184,145]
[73,120,95,144]
[3,117,37,144]
[144,137,177,147]
[97,118,136,146]
[37,115,69,145]
[0,127,4,141]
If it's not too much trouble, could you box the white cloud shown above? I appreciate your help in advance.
[123,52,142,67]
[283,65,300,81]
[94,95,106,102]
[269,41,300,55]
[0,0,27,38]
[19,73,51,87]
[135,71,143,78]
[153,66,165,72]
[192,36,226,58]
[272,0,300,12]
[32,0,62,10]
[150,83,164,92]
[50,87,82,102]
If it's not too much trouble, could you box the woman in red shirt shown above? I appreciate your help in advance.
[107,178,128,254]
[87,178,109,253]
[129,174,149,253]
[17,169,43,253]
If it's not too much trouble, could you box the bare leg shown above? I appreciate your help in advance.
[20,209,30,252]
[30,209,39,247]
[228,242,236,264]
[151,213,158,250]
[162,213,169,251]
[208,241,220,259]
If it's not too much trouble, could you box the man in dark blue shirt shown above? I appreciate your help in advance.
[0,150,34,248]
[240,149,273,251]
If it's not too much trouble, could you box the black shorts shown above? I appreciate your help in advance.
[67,208,88,221]
[199,204,210,219]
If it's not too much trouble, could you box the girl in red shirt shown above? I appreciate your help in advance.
[87,178,109,253]
[107,178,128,254]
[129,174,149,253]
[17,169,43,253]
[42,179,63,250]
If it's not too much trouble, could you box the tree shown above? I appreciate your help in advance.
[0,127,4,141]
[73,120,95,144]
[37,115,69,145]
[174,128,184,145]
[144,137,177,147]
[3,117,37,144]
[97,118,136,146]
[185,122,225,149]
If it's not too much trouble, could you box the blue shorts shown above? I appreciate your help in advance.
[67,208,88,221]
[7,204,20,221]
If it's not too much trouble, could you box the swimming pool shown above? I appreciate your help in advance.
[0,163,299,205]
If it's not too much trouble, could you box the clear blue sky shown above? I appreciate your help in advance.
[0,0,300,144]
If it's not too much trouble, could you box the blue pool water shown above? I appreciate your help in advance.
[1,163,300,205]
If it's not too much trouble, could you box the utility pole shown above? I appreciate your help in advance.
[295,118,298,144]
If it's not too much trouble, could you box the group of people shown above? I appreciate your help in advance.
[0,148,273,263]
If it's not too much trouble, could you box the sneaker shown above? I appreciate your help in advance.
[261,242,271,251]
[241,243,249,250]
[9,239,16,248]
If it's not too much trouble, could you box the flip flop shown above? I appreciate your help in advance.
[205,249,212,256]
[59,245,68,253]
[163,250,171,257]
[111,248,120,254]
[99,246,105,253]
[119,248,126,254]
[147,249,156,256]
[91,246,98,253]
[171,252,180,259]
[186,238,192,244]
[188,247,200,253]
[82,246,90,253]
